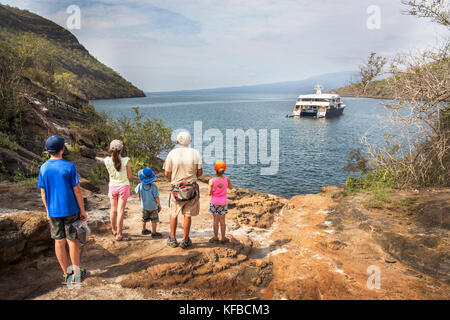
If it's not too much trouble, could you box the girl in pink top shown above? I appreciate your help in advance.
[208,161,233,244]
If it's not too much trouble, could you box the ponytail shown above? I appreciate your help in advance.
[111,149,122,171]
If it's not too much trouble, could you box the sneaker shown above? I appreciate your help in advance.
[71,267,87,284]
[141,229,151,235]
[167,237,179,248]
[180,237,192,249]
[62,268,87,285]
[62,273,71,284]
[151,232,163,238]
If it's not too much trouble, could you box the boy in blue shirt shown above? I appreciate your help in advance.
[38,135,87,284]
[135,168,162,237]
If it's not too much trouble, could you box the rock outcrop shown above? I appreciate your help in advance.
[0,179,448,300]
[0,211,51,265]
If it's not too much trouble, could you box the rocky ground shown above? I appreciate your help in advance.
[0,162,448,300]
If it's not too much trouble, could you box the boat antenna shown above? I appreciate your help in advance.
[314,84,323,94]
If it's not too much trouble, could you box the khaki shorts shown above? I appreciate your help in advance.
[170,195,200,218]
[142,208,159,223]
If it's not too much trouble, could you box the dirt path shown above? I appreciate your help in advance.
[0,177,279,299]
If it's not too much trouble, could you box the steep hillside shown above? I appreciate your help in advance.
[0,4,145,100]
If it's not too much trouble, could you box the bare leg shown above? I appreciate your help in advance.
[152,222,157,234]
[183,216,192,240]
[213,215,220,239]
[110,198,118,233]
[55,239,69,274]
[142,221,146,231]
[170,216,177,238]
[219,215,226,240]
[117,198,127,237]
[67,239,80,274]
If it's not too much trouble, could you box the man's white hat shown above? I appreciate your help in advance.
[177,131,191,146]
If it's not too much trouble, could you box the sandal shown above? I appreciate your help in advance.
[180,237,192,250]
[112,230,117,236]
[141,229,151,235]
[209,237,219,243]
[221,237,230,244]
[167,237,179,248]
[151,232,163,238]
[115,235,130,241]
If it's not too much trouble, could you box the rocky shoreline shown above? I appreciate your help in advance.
[0,165,448,299]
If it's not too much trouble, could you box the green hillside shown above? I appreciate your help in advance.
[0,4,145,100]
[328,78,395,99]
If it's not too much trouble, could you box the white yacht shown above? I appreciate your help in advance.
[292,84,345,118]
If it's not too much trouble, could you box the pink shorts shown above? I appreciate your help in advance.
[108,185,130,200]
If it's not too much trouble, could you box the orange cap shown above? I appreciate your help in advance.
[214,160,226,171]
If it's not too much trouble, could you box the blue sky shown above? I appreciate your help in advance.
[1,0,447,91]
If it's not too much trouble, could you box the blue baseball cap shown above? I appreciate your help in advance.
[138,168,156,184]
[45,135,65,153]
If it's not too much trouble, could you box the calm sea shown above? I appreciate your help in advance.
[92,93,392,198]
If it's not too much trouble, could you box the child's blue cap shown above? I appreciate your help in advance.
[138,168,156,184]
[45,135,65,153]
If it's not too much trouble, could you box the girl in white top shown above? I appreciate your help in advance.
[104,140,132,241]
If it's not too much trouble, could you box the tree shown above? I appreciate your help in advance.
[94,107,174,173]
[401,0,450,27]
[358,0,450,187]
[358,52,387,94]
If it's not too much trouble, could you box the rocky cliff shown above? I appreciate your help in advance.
[0,4,145,100]
[0,75,103,179]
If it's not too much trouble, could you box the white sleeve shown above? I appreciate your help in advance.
[163,151,172,172]
[195,149,203,168]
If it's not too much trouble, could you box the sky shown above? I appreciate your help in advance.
[1,0,447,91]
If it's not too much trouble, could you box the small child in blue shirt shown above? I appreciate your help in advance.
[135,168,162,237]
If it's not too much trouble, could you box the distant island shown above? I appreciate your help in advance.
[0,4,145,100]
[150,71,358,95]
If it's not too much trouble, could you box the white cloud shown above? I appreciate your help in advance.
[1,0,447,91]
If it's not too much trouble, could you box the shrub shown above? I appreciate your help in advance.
[116,107,173,173]
[87,107,174,174]
[88,166,109,185]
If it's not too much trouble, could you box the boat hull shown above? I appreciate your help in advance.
[299,107,344,118]
[299,109,317,117]
[324,107,344,118]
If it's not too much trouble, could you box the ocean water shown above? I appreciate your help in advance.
[92,93,392,198]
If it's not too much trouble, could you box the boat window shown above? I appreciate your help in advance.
[299,98,329,102]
